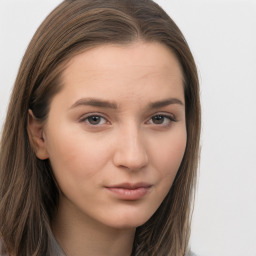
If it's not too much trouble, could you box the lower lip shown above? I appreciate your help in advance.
[106,187,151,200]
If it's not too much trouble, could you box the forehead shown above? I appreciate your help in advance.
[62,41,183,83]
[56,41,184,107]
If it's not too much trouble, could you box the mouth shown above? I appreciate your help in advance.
[105,183,152,200]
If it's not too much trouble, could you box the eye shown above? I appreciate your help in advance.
[80,115,108,126]
[148,114,176,126]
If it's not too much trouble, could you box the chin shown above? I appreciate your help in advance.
[102,211,153,230]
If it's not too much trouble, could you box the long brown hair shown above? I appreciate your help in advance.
[0,0,201,255]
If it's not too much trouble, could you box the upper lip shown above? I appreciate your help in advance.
[106,182,152,189]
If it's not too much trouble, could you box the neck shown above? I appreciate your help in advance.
[52,196,135,256]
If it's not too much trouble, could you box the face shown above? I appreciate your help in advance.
[35,42,186,229]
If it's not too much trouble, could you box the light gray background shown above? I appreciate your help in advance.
[0,1,256,256]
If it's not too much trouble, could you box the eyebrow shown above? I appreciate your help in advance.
[70,97,184,110]
[149,98,184,108]
[70,98,118,109]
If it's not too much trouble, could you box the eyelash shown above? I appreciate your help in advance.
[147,114,177,126]
[79,113,177,127]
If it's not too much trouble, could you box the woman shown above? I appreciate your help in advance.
[0,0,201,255]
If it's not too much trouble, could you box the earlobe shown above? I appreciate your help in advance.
[27,109,49,160]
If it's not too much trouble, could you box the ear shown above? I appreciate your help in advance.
[27,109,49,160]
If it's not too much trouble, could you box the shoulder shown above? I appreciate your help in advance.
[186,251,198,256]
[188,252,198,256]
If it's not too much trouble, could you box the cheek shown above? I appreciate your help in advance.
[151,128,187,192]
[162,141,186,175]
[44,126,110,181]
[152,130,187,174]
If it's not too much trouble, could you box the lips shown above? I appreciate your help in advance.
[105,183,152,200]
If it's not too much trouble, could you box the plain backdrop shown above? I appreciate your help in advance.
[0,1,256,256]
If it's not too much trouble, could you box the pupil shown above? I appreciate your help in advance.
[89,116,101,124]
[153,115,164,124]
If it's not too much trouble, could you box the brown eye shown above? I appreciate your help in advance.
[81,115,107,125]
[152,115,165,124]
[87,116,102,125]
[149,114,176,126]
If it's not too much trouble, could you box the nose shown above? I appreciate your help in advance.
[112,125,149,171]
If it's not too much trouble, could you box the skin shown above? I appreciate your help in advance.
[28,41,186,256]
